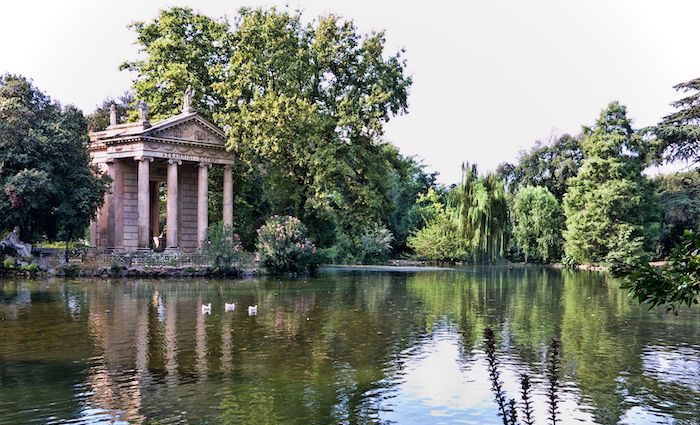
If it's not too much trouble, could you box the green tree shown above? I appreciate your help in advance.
[652,77,700,165]
[0,74,109,244]
[121,7,230,121]
[563,102,660,265]
[497,134,583,200]
[612,230,700,313]
[654,171,700,257]
[448,163,509,262]
[512,186,563,263]
[122,7,417,258]
[213,8,412,247]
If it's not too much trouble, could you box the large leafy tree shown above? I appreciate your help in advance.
[0,74,109,243]
[563,102,660,265]
[497,134,583,200]
[121,7,230,121]
[511,186,563,263]
[122,7,418,253]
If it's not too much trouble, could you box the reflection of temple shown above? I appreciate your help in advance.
[84,285,236,423]
[88,94,234,251]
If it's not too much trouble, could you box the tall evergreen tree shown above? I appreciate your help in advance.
[653,77,700,165]
[563,102,660,265]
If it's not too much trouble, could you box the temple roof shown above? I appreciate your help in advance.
[89,110,226,146]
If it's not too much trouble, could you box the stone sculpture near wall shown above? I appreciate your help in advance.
[0,231,32,258]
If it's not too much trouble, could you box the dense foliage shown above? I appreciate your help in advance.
[497,134,583,200]
[511,186,563,263]
[448,163,509,262]
[563,102,660,266]
[612,230,699,314]
[408,188,467,261]
[122,7,432,259]
[0,74,109,243]
[199,222,245,274]
[256,216,319,274]
[652,77,700,165]
[653,171,700,258]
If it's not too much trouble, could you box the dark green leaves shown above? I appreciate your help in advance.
[613,230,700,314]
[0,74,109,242]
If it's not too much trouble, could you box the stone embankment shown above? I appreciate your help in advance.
[0,264,259,279]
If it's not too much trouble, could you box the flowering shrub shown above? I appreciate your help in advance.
[256,216,318,275]
[200,222,245,275]
[359,224,394,264]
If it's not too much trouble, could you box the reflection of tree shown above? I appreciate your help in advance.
[220,384,280,425]
[1,273,699,424]
[405,267,700,424]
[0,281,96,423]
[214,272,428,424]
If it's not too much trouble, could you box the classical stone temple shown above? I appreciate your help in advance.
[88,94,234,252]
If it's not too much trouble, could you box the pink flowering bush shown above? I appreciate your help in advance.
[256,215,319,275]
[200,222,245,275]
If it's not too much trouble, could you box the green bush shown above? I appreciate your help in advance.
[21,263,40,273]
[200,222,245,274]
[3,257,16,269]
[408,217,468,262]
[256,216,318,275]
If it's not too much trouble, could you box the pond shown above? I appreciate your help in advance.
[0,268,698,424]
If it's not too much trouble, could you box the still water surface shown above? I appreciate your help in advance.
[0,268,698,424]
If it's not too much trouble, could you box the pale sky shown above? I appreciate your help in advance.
[2,1,699,183]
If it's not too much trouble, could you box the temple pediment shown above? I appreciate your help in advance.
[89,103,233,166]
[145,113,226,146]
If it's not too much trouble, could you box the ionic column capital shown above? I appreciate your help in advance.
[135,156,154,163]
[198,162,212,169]
[168,159,182,165]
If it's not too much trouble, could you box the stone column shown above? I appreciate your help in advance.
[105,160,116,248]
[113,160,124,248]
[166,160,181,248]
[197,163,210,246]
[136,156,153,248]
[222,165,234,227]
[96,161,113,249]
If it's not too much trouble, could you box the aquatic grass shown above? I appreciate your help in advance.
[484,327,563,425]
[519,373,535,425]
[484,327,510,424]
[546,338,561,425]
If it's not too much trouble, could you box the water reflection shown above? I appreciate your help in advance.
[0,270,698,424]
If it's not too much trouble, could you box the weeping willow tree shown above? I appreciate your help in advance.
[448,162,509,262]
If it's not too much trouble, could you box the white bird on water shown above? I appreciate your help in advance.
[248,305,258,316]
[201,303,212,314]
[225,303,236,312]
